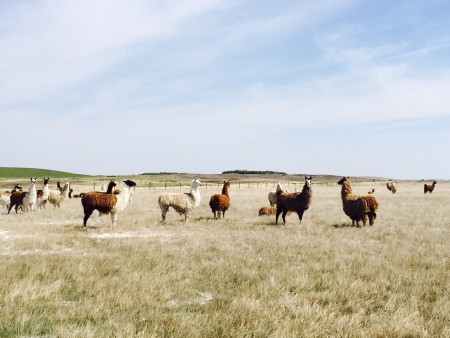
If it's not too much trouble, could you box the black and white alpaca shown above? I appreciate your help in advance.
[36,177,50,210]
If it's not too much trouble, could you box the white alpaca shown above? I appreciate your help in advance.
[36,178,50,210]
[81,180,136,227]
[47,182,70,208]
[158,178,202,223]
[22,178,37,212]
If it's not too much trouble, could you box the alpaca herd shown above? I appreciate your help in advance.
[0,176,441,228]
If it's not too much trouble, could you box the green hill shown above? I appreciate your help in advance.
[0,167,90,179]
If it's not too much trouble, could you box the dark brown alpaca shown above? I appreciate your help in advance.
[276,176,313,225]
[424,181,437,194]
[209,181,231,219]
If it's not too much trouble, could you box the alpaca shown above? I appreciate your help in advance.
[36,177,50,210]
[47,182,70,208]
[209,181,230,219]
[424,181,437,194]
[338,177,379,226]
[258,206,291,216]
[81,180,136,227]
[268,182,286,207]
[8,178,37,213]
[158,178,202,223]
[275,176,313,225]
[386,181,397,194]
[368,188,375,194]
[0,184,22,210]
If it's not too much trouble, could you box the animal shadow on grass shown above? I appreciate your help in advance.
[64,224,99,231]
[332,223,357,229]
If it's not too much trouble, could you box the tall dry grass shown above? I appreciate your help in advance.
[0,181,448,337]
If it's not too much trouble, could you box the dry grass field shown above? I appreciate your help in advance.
[0,180,449,337]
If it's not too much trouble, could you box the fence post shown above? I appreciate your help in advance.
[165,182,167,190]
[180,182,182,189]
[239,182,241,189]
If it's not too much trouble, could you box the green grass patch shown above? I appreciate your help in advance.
[0,167,90,179]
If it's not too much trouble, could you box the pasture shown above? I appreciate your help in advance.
[0,180,448,337]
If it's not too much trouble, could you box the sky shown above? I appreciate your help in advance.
[1,0,449,179]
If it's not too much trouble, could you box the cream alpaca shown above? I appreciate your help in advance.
[158,178,202,223]
[47,182,70,208]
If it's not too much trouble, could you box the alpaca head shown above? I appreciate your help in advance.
[191,178,202,189]
[30,178,36,186]
[338,177,349,185]
[275,182,282,191]
[433,181,437,185]
[43,177,50,185]
[304,176,312,189]
[13,184,22,192]
[123,180,136,188]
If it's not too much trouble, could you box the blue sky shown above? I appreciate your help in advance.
[1,0,449,179]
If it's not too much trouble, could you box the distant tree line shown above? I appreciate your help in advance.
[222,170,287,175]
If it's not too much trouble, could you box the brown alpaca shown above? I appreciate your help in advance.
[424,181,437,194]
[275,176,312,225]
[209,181,230,219]
[338,177,379,226]
[259,206,291,216]
[8,190,27,213]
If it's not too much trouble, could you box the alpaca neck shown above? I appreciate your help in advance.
[61,184,70,199]
[42,184,49,199]
[116,184,131,211]
[341,181,352,199]
[222,185,229,196]
[190,185,201,207]
[106,184,115,194]
[28,183,37,199]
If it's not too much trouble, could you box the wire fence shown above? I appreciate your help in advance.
[0,179,386,193]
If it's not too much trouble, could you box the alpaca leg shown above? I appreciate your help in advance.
[161,206,168,222]
[282,210,287,225]
[223,210,226,219]
[275,207,282,225]
[213,211,217,220]
[298,211,304,225]
[83,209,94,227]
[185,212,189,224]
[111,212,117,227]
